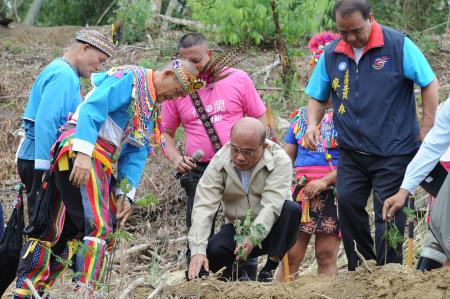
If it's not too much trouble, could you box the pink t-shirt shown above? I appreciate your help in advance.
[162,68,266,162]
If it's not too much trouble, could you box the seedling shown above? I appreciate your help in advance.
[233,209,266,261]
[382,207,417,253]
[135,192,160,207]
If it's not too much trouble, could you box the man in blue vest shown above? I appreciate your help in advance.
[304,0,439,270]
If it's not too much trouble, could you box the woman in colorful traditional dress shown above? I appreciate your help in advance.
[276,32,341,281]
[14,58,201,297]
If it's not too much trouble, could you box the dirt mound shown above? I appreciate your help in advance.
[166,264,450,299]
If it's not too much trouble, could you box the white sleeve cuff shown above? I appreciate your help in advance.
[72,138,95,157]
[35,159,50,170]
[400,181,418,196]
[116,186,137,202]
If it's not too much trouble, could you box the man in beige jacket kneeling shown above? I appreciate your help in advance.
[187,117,301,282]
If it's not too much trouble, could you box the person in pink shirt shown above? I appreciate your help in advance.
[162,32,267,280]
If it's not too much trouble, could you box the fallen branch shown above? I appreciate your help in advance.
[312,293,335,299]
[118,277,146,299]
[147,281,164,299]
[114,243,152,262]
[353,240,373,273]
[155,14,204,30]
[169,236,187,243]
[251,58,281,85]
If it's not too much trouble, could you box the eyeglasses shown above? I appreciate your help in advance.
[230,144,261,158]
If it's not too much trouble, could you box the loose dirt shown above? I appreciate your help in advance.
[166,263,450,299]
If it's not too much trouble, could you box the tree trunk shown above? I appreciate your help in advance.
[23,0,44,25]
[270,0,295,109]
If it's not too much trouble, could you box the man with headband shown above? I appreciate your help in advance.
[16,29,114,222]
[14,58,200,297]
[5,29,113,297]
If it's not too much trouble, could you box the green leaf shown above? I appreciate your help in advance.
[135,193,160,207]
[402,207,417,220]
[119,178,132,193]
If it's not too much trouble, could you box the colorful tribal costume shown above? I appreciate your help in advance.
[14,66,163,297]
[285,107,339,235]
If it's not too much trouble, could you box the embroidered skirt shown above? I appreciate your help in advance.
[293,166,339,235]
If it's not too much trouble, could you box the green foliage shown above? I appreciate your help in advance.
[371,0,449,34]
[139,57,166,70]
[135,192,160,207]
[113,0,153,44]
[233,209,266,261]
[383,207,417,251]
[188,0,333,45]
[106,229,133,242]
[402,207,417,220]
[2,39,25,54]
[119,177,133,193]
[34,0,116,26]
[382,222,404,251]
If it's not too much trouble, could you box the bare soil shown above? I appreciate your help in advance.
[167,263,450,299]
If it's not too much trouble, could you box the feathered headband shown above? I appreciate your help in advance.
[172,47,244,94]
[308,31,340,67]
[172,58,206,94]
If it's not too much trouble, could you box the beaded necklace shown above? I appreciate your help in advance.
[107,66,163,155]
[290,106,337,167]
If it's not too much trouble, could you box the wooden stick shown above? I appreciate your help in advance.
[117,277,146,299]
[406,196,415,268]
[353,240,373,273]
[147,281,164,299]
[282,254,291,282]
[120,239,128,277]
[113,242,152,262]
[155,14,204,30]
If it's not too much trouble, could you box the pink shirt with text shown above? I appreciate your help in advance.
[162,69,266,162]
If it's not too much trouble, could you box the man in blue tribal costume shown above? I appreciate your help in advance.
[17,29,114,221]
[14,59,201,297]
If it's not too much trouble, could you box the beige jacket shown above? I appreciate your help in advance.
[188,140,292,256]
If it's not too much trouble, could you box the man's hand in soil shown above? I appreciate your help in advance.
[69,152,92,187]
[116,195,132,226]
[234,238,254,261]
[188,254,209,280]
[382,189,409,222]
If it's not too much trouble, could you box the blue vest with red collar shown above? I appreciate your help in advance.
[324,25,419,156]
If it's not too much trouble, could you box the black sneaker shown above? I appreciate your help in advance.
[257,270,273,282]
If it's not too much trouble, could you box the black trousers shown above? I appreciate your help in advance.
[337,149,415,270]
[207,200,301,280]
[180,162,259,279]
[17,158,44,221]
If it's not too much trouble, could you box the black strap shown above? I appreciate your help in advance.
[190,92,222,152]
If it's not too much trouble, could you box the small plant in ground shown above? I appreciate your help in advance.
[119,177,133,194]
[233,209,266,261]
[135,192,160,207]
[382,207,417,252]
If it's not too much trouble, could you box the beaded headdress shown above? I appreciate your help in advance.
[172,58,206,94]
[76,29,115,57]
[107,66,163,156]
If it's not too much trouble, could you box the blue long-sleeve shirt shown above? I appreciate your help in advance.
[401,95,450,193]
[72,68,152,200]
[18,58,81,170]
